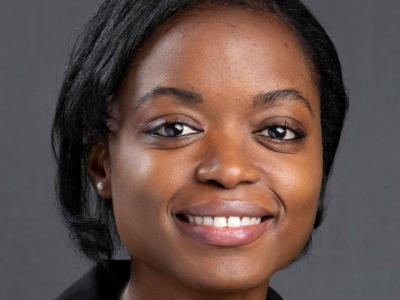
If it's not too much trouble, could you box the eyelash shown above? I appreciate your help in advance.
[256,120,305,143]
[146,118,305,142]
[146,117,200,138]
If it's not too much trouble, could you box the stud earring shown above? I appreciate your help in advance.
[96,181,104,191]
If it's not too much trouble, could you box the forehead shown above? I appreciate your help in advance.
[119,5,319,113]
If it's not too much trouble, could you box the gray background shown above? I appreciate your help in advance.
[1,0,399,299]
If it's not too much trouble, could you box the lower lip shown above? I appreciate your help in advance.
[175,218,272,247]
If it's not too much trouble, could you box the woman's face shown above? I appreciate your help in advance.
[91,6,322,296]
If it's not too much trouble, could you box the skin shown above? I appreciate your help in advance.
[88,5,323,300]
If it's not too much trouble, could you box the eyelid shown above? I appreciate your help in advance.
[145,117,202,137]
[254,118,306,142]
[144,115,306,142]
[256,127,303,142]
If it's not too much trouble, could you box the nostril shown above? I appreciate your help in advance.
[205,179,225,188]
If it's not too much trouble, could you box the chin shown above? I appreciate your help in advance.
[173,259,273,293]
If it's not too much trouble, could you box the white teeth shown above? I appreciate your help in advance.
[240,217,251,226]
[184,215,264,227]
[251,217,262,225]
[227,216,241,227]
[194,216,203,225]
[213,217,227,228]
[203,216,214,225]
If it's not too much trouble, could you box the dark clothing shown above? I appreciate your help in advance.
[56,260,283,300]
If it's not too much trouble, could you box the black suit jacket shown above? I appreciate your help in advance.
[56,260,283,300]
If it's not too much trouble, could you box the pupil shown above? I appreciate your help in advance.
[165,123,184,136]
[270,127,286,139]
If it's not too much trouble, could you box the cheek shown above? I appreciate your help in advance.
[279,155,322,209]
[108,136,191,256]
[280,160,322,223]
[269,142,323,259]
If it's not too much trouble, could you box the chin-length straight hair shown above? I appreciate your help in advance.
[51,0,349,263]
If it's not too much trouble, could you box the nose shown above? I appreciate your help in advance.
[195,134,261,189]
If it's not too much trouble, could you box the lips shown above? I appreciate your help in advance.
[173,200,274,247]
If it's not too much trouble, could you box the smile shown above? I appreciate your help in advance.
[177,214,269,227]
[173,200,275,247]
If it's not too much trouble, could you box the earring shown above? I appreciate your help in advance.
[96,181,104,191]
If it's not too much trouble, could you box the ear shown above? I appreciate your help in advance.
[88,142,112,199]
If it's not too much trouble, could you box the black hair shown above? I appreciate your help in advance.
[51,0,349,263]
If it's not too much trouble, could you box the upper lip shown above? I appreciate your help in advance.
[173,200,274,218]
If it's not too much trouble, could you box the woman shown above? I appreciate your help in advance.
[52,0,348,299]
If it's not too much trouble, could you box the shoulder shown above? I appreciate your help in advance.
[55,260,130,300]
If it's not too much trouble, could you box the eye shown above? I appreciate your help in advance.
[257,123,304,141]
[147,121,200,138]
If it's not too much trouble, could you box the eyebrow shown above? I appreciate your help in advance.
[134,86,202,112]
[134,86,314,116]
[253,88,314,116]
